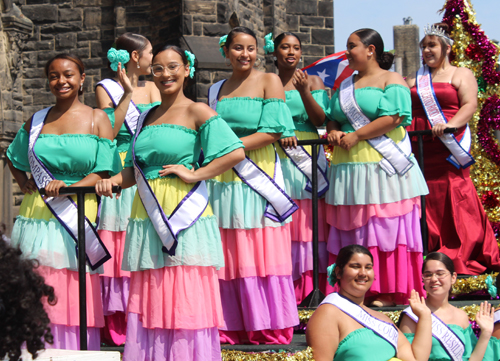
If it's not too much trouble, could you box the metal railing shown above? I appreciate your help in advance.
[296,127,457,307]
[38,186,121,350]
[36,128,458,347]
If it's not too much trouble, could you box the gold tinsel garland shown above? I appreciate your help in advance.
[446,1,500,240]
[298,304,483,325]
[221,347,314,361]
[452,272,498,295]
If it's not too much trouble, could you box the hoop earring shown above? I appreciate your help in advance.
[272,56,277,61]
[80,83,83,91]
[225,58,231,67]
[254,58,262,68]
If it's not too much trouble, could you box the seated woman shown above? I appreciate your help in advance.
[306,244,432,361]
[399,252,494,361]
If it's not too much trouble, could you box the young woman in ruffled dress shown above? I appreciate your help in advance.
[325,29,428,306]
[96,45,245,361]
[7,53,122,349]
[94,32,161,346]
[270,31,331,304]
[206,27,299,344]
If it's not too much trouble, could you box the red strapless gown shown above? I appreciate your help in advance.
[408,83,500,274]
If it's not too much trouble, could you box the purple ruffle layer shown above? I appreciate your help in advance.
[291,240,329,281]
[219,275,299,331]
[101,276,130,315]
[123,313,221,361]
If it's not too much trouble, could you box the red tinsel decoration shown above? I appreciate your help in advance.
[442,0,500,84]
[481,191,500,209]
[465,44,483,62]
[477,95,500,166]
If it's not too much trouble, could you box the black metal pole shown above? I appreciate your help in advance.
[76,191,87,350]
[38,186,120,350]
[297,141,326,308]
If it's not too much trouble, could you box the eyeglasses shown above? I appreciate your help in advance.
[422,271,450,280]
[152,63,182,77]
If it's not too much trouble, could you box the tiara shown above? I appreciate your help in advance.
[423,24,454,45]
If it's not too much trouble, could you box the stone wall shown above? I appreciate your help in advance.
[0,0,334,231]
[393,24,420,77]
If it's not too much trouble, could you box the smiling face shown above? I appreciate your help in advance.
[337,253,374,297]
[422,259,456,297]
[225,33,257,71]
[275,35,302,70]
[152,48,189,95]
[421,35,449,68]
[47,58,85,100]
[345,33,373,71]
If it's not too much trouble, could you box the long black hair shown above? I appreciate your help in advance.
[353,28,394,70]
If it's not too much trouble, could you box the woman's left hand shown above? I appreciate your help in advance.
[408,289,431,319]
[475,301,494,335]
[43,180,68,197]
[279,136,298,149]
[339,132,359,151]
[431,123,454,137]
[292,69,310,94]
[158,164,198,183]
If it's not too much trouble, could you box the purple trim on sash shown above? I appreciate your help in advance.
[208,79,226,110]
[415,66,474,169]
[232,154,298,223]
[402,308,465,361]
[334,293,398,353]
[30,108,110,270]
[96,79,141,136]
[280,141,330,197]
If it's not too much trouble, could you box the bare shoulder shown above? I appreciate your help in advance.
[452,306,471,328]
[405,72,417,88]
[260,71,281,84]
[383,71,409,88]
[309,75,326,90]
[188,101,218,128]
[92,107,111,127]
[454,66,474,78]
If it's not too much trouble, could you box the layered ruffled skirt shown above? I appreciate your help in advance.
[277,131,331,304]
[325,127,428,304]
[98,151,135,345]
[11,191,104,350]
[122,177,224,360]
[207,145,299,345]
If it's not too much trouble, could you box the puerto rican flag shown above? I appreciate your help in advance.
[302,51,354,91]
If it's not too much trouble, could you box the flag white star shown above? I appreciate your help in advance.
[316,69,330,82]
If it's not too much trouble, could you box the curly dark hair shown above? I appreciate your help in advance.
[0,241,57,361]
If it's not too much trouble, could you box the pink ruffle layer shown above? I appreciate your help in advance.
[123,312,221,361]
[293,271,333,305]
[327,205,423,254]
[289,199,329,242]
[217,226,292,280]
[47,324,101,351]
[327,245,424,305]
[38,265,104,327]
[219,275,299,333]
[219,328,294,345]
[98,230,130,278]
[127,266,223,330]
[326,197,421,230]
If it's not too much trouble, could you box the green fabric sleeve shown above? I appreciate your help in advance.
[199,115,244,166]
[91,138,123,175]
[257,98,295,137]
[6,126,30,172]
[378,84,412,127]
